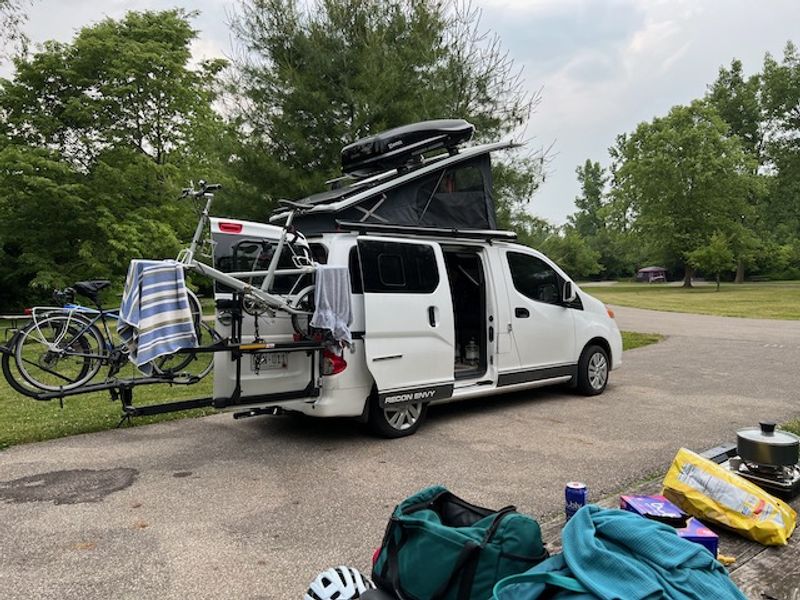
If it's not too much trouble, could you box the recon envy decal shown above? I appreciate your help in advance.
[378,383,453,407]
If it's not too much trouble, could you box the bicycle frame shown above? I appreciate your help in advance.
[175,187,316,316]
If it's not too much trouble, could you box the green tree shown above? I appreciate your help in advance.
[1,10,225,167]
[761,42,800,250]
[566,158,642,279]
[0,10,229,307]
[706,59,763,161]
[568,160,606,238]
[706,58,767,283]
[230,0,540,221]
[687,231,735,291]
[541,229,601,280]
[0,0,30,61]
[610,101,755,287]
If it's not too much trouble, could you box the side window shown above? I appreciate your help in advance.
[507,251,562,305]
[348,246,363,294]
[358,240,439,294]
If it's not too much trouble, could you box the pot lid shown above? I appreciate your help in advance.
[737,421,800,447]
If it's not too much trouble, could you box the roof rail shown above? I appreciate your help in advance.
[335,220,517,241]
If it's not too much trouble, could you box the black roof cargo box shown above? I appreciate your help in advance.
[341,119,474,177]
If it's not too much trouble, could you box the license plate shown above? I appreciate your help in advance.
[251,352,288,371]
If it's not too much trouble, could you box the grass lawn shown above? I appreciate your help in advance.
[583,281,800,320]
[621,331,664,351]
[0,360,216,451]
[783,420,800,437]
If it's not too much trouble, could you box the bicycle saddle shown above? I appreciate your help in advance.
[73,280,111,302]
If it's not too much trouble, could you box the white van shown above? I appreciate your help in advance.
[209,121,622,437]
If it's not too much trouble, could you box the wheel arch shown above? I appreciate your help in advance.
[583,336,612,369]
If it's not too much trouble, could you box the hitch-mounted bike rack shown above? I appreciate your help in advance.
[1,293,325,425]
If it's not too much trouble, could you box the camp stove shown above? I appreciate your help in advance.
[705,422,800,498]
[724,456,800,498]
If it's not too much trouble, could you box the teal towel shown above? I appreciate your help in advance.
[495,505,746,600]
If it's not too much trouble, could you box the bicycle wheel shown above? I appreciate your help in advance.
[152,290,219,380]
[13,313,105,392]
[290,285,317,340]
[2,336,46,398]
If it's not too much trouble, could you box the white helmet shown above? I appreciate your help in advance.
[304,566,375,600]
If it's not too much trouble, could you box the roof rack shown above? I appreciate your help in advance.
[335,220,517,242]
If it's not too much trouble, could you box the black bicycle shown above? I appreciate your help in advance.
[2,280,218,396]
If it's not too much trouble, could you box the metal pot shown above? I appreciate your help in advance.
[737,421,800,466]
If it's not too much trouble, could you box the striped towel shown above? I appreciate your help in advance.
[117,260,197,374]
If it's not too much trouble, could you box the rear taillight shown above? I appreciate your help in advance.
[218,221,243,233]
[321,348,347,375]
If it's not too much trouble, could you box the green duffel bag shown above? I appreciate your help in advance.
[372,486,548,600]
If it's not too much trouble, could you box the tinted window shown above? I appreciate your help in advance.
[309,243,328,264]
[507,252,562,305]
[358,240,439,294]
[349,246,364,294]
[213,234,309,294]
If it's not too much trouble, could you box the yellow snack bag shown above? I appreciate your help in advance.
[662,447,796,546]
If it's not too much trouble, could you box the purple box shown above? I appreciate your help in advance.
[619,495,687,525]
[620,495,719,556]
[676,517,719,556]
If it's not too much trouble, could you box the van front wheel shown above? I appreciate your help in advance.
[576,344,609,396]
[367,394,428,438]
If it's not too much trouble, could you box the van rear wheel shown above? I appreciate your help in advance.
[367,393,428,438]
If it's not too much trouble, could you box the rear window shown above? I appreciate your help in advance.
[357,240,439,294]
[212,233,310,294]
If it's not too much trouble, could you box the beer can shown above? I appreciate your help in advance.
[565,481,588,521]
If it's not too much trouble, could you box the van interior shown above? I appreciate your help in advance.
[443,248,487,380]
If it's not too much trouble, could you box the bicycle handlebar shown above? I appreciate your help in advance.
[180,180,222,199]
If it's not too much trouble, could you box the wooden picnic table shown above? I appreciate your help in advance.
[539,478,799,599]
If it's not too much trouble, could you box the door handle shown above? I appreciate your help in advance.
[428,306,437,327]
[515,307,530,318]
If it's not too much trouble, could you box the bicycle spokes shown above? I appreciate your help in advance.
[14,314,104,391]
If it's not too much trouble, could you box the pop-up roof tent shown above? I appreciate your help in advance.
[271,119,516,234]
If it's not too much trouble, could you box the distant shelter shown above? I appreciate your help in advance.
[636,266,667,283]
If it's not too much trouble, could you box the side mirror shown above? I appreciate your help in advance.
[562,281,577,304]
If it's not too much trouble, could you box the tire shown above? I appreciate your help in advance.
[2,336,46,398]
[13,313,105,392]
[152,290,219,379]
[576,344,609,396]
[367,391,428,438]
[290,285,317,340]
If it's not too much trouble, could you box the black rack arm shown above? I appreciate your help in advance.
[335,220,517,241]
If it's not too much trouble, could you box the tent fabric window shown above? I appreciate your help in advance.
[416,165,485,225]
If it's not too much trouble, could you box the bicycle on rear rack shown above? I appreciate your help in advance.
[0,180,324,416]
[2,283,218,397]
[176,181,320,340]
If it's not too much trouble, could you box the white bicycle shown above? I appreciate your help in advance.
[176,181,319,339]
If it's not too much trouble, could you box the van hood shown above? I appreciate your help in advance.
[579,288,609,317]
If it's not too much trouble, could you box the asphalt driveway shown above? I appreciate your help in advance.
[1,307,798,599]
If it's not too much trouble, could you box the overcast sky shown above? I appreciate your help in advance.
[4,0,800,224]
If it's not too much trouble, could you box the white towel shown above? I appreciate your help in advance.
[310,265,353,346]
[117,260,197,374]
